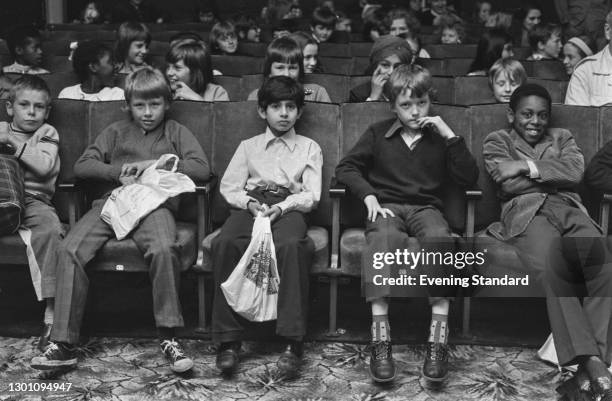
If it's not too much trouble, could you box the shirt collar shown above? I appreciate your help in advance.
[264,126,297,151]
[384,119,405,139]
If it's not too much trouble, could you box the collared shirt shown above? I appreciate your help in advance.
[565,45,612,106]
[58,84,125,101]
[3,62,49,75]
[384,119,447,150]
[220,127,323,214]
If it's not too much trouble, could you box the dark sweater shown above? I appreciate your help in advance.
[335,118,479,209]
[586,140,612,193]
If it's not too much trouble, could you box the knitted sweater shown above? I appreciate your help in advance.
[1,122,60,202]
[335,118,479,209]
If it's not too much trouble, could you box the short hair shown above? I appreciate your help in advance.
[72,40,114,83]
[209,21,237,53]
[6,26,42,59]
[115,21,152,62]
[257,75,305,110]
[263,37,305,81]
[516,1,543,24]
[384,64,434,104]
[528,23,561,51]
[362,8,388,41]
[9,75,50,104]
[606,10,612,27]
[311,6,336,29]
[384,8,421,36]
[488,58,527,88]
[509,83,551,112]
[289,31,318,50]
[439,19,466,42]
[124,67,171,103]
[166,40,213,94]
[469,28,513,73]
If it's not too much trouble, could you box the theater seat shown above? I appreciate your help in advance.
[90,222,197,272]
[198,226,329,274]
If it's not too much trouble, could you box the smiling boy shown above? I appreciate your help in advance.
[483,83,612,400]
[30,67,210,374]
[3,26,49,75]
[212,76,322,378]
[336,64,478,383]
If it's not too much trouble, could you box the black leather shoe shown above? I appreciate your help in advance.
[368,341,396,383]
[422,342,449,382]
[583,356,612,400]
[277,341,303,378]
[216,341,241,374]
[37,323,52,352]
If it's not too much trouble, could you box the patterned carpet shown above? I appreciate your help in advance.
[0,336,566,401]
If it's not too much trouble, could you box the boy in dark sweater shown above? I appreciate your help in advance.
[30,67,210,374]
[336,64,478,383]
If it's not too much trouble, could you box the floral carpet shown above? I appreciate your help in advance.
[0,336,567,401]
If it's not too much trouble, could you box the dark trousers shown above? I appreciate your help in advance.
[509,196,612,366]
[362,203,456,301]
[211,209,313,343]
[51,199,184,344]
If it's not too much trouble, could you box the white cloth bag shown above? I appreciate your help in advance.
[101,154,195,240]
[221,214,280,322]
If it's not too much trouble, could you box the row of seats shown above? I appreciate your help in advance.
[10,71,569,106]
[2,99,611,337]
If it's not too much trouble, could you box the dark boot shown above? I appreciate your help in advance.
[277,341,303,378]
[215,341,241,374]
[369,341,396,383]
[422,342,449,382]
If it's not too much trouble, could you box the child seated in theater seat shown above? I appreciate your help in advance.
[3,26,49,75]
[485,84,612,400]
[418,0,463,26]
[468,28,514,76]
[115,21,151,74]
[488,58,527,103]
[58,40,125,101]
[349,35,413,102]
[289,32,321,74]
[213,75,322,378]
[337,64,478,384]
[310,6,336,43]
[247,37,331,103]
[439,19,465,44]
[526,23,562,61]
[30,67,210,374]
[165,39,229,102]
[209,21,239,56]
[0,76,62,352]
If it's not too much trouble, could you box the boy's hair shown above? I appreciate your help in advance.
[72,40,114,83]
[257,75,305,110]
[115,21,152,61]
[166,40,213,94]
[384,64,434,104]
[384,8,421,36]
[528,23,561,51]
[311,6,337,29]
[263,37,305,81]
[509,83,551,112]
[8,75,50,104]
[209,21,237,53]
[124,67,171,103]
[6,26,42,59]
[488,58,527,88]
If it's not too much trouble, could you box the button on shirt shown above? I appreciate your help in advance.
[220,127,323,214]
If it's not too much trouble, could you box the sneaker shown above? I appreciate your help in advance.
[368,341,396,383]
[422,342,449,382]
[160,338,194,373]
[30,342,77,370]
[37,323,52,352]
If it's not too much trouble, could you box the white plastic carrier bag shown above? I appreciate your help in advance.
[221,213,280,322]
[101,154,195,240]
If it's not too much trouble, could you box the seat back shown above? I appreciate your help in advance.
[321,56,354,75]
[528,78,568,104]
[303,73,349,103]
[523,60,569,80]
[149,41,170,56]
[349,42,372,57]
[432,76,455,104]
[237,42,267,57]
[319,42,352,58]
[43,56,72,73]
[241,74,264,100]
[211,55,263,76]
[39,72,80,98]
[350,56,370,76]
[453,76,495,105]
[425,44,477,59]
[212,75,243,101]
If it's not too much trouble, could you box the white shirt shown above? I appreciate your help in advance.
[401,131,423,150]
[58,84,125,101]
[3,62,49,75]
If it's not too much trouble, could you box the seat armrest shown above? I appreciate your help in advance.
[600,193,612,235]
[57,182,82,227]
[194,177,216,269]
[464,189,482,237]
[329,176,346,198]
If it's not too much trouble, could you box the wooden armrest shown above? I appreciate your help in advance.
[57,182,79,192]
[465,190,482,200]
[600,193,612,235]
[602,193,612,204]
[464,189,481,238]
[329,176,346,198]
[194,177,216,269]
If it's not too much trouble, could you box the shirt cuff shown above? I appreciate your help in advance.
[526,160,540,178]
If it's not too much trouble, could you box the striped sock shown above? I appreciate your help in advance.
[372,314,391,342]
[428,313,448,344]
